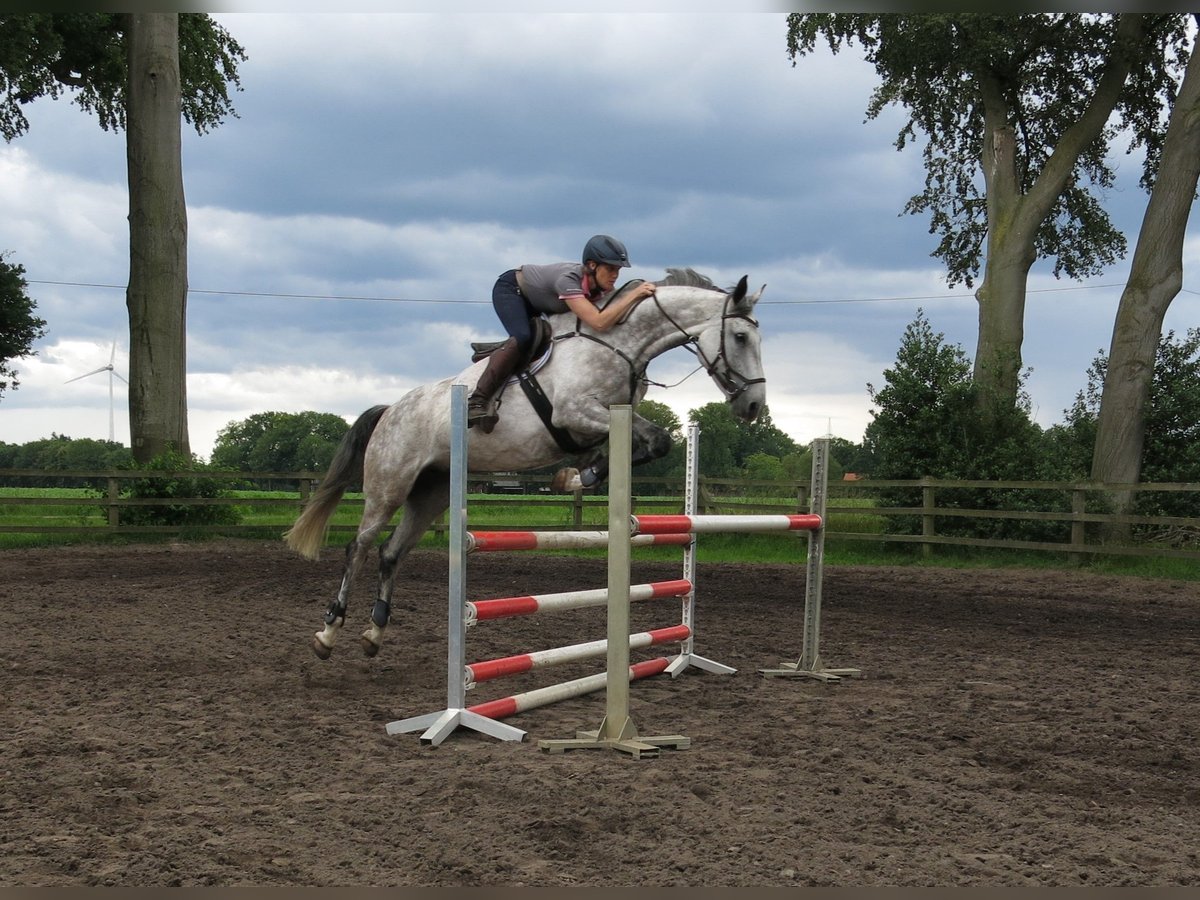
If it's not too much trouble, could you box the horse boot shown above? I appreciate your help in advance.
[467,337,523,433]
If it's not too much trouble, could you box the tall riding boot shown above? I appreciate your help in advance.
[467,337,523,433]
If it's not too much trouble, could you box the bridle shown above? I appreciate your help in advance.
[554,287,766,401]
[653,292,766,401]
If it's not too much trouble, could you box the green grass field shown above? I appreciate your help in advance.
[1,487,1196,581]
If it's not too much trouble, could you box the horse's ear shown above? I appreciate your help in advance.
[731,275,749,303]
[732,275,765,311]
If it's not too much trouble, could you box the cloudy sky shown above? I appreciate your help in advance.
[2,12,1197,460]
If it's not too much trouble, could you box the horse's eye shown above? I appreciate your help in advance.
[734,332,748,345]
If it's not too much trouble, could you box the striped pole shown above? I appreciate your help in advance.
[467,624,691,685]
[633,513,822,534]
[468,530,692,552]
[470,657,671,720]
[467,579,692,624]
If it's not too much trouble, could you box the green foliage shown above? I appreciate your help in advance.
[210,411,350,476]
[1142,328,1200,487]
[689,402,800,477]
[116,449,240,528]
[741,451,786,483]
[828,436,872,475]
[786,13,1192,288]
[0,13,246,141]
[864,311,975,479]
[0,434,131,487]
[1042,365,1103,482]
[0,253,48,401]
[1053,328,1200,519]
[864,310,1062,540]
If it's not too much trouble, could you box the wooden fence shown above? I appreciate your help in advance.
[1,468,1198,562]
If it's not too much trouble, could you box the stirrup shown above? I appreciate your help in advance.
[467,397,499,433]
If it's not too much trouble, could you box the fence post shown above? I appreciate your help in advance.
[107,477,120,528]
[572,488,584,528]
[921,478,935,559]
[795,481,809,514]
[1070,486,1087,566]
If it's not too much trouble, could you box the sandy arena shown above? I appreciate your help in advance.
[2,539,1198,886]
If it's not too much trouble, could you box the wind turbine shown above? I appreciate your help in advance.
[65,341,128,444]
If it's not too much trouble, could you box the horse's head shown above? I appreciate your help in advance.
[694,275,766,423]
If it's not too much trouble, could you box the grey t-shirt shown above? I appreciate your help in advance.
[517,263,601,314]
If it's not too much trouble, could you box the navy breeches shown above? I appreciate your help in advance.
[492,270,537,354]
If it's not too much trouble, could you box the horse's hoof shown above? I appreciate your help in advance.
[552,467,581,492]
[311,635,333,660]
[361,635,381,657]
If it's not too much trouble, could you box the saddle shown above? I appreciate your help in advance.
[470,316,552,365]
[469,279,649,364]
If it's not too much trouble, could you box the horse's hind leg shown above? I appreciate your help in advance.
[361,469,451,657]
[312,503,396,659]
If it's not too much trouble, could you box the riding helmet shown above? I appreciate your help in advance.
[582,234,631,268]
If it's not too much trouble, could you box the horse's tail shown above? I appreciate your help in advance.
[284,404,389,560]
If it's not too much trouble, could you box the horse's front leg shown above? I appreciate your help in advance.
[312,535,374,659]
[552,416,671,491]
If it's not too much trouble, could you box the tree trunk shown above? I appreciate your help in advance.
[1091,19,1200,538]
[972,93,1035,411]
[971,14,1146,413]
[125,13,190,463]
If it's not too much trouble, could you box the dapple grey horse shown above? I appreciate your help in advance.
[285,268,767,659]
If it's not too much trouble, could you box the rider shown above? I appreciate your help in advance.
[467,234,657,432]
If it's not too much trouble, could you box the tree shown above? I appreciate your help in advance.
[827,436,872,476]
[1090,16,1200,517]
[864,311,1054,541]
[1140,329,1200,489]
[0,434,130,487]
[688,402,799,478]
[688,403,743,477]
[126,14,189,462]
[1058,330,1200,526]
[740,406,801,461]
[863,311,978,480]
[211,411,351,473]
[0,252,47,401]
[0,14,246,461]
[0,15,244,140]
[786,14,1193,413]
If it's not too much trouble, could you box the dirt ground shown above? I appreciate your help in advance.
[2,538,1198,886]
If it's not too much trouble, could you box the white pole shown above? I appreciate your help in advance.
[386,383,527,744]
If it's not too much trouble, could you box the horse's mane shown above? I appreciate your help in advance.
[653,267,730,293]
[600,268,729,325]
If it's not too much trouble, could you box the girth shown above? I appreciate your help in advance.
[515,370,604,455]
